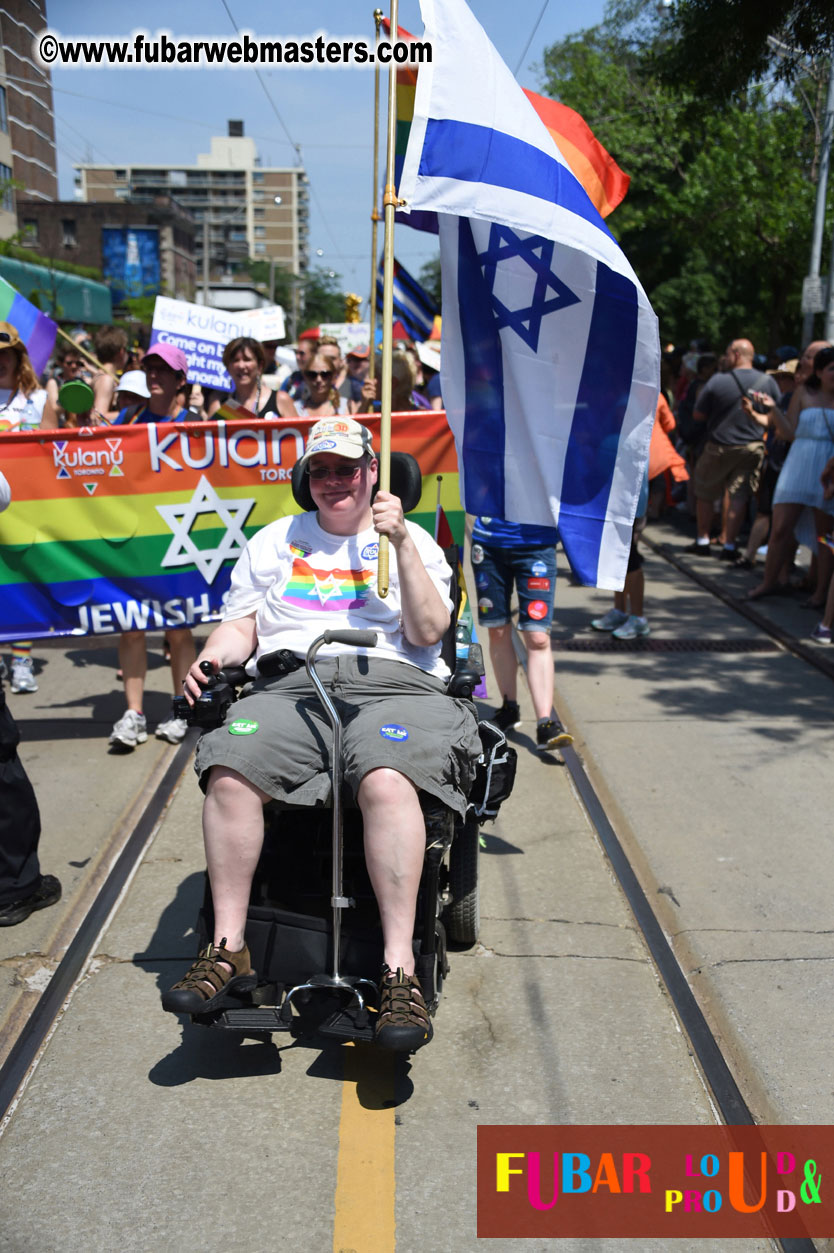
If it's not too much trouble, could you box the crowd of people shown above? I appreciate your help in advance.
[3,307,832,1061]
[0,320,444,736]
[642,335,834,647]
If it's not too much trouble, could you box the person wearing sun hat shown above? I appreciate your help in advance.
[164,413,481,1052]
[108,339,197,753]
[0,322,50,694]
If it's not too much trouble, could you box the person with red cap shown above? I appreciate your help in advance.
[109,341,197,750]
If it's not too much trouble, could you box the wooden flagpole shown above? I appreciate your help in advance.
[377,0,400,597]
[367,9,383,384]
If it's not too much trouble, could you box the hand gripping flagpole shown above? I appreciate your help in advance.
[367,9,383,385]
[377,0,401,597]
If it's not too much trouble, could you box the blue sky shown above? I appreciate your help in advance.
[45,1,606,303]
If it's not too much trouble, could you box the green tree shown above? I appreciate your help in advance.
[297,265,346,329]
[651,0,834,101]
[418,255,441,307]
[243,260,345,332]
[540,12,825,350]
[245,258,294,309]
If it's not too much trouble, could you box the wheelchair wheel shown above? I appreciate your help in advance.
[446,817,480,946]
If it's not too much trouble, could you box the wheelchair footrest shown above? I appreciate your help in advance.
[316,1004,376,1044]
[193,1006,292,1033]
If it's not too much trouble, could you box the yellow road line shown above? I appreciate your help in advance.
[333,1043,396,1253]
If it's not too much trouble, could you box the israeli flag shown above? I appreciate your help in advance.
[398,0,659,589]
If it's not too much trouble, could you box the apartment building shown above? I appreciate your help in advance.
[75,121,309,290]
[0,1,58,236]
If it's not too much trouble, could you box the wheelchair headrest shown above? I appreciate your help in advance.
[291,449,423,514]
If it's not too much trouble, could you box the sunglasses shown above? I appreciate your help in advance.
[304,369,333,381]
[305,462,361,480]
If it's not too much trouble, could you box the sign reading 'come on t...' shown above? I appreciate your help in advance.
[149,296,284,394]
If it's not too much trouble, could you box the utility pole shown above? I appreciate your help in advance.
[202,214,210,306]
[803,46,834,344]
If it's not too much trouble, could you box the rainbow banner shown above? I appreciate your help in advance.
[0,413,463,642]
[0,276,57,375]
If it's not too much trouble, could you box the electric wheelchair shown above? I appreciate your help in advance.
[172,452,516,1048]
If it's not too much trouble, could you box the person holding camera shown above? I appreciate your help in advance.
[687,338,780,562]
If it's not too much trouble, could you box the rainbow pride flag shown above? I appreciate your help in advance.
[0,276,57,374]
[522,90,629,219]
[0,412,464,641]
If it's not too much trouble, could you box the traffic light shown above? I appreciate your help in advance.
[344,292,362,323]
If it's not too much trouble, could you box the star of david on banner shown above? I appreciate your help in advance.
[477,224,580,352]
[156,475,255,584]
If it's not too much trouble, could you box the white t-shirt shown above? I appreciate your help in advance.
[0,388,47,433]
[223,511,454,679]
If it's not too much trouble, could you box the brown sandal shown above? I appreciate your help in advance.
[375,965,433,1051]
[161,937,256,1015]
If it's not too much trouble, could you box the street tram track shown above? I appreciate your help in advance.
[510,539,831,1253]
[0,732,198,1131]
[0,542,827,1248]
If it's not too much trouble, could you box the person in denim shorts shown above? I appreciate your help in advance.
[472,516,572,752]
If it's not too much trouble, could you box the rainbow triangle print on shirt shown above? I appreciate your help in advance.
[284,557,375,610]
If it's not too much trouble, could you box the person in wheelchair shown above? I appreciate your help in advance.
[163,417,482,1050]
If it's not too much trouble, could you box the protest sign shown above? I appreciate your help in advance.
[236,304,286,343]
[150,297,287,392]
[317,322,371,353]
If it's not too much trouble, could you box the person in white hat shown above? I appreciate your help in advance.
[164,417,481,1052]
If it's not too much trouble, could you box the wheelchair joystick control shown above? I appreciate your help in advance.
[173,659,240,729]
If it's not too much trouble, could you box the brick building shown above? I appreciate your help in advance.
[75,121,309,295]
[17,195,198,301]
[0,1,58,237]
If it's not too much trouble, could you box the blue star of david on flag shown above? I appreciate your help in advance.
[477,225,580,352]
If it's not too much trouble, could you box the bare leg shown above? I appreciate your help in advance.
[748,502,803,598]
[623,567,645,617]
[822,569,834,631]
[744,512,770,562]
[203,766,270,952]
[695,497,715,543]
[719,490,730,545]
[119,630,147,713]
[812,511,834,605]
[165,627,197,692]
[487,623,519,702]
[359,768,425,975]
[522,629,555,720]
[724,495,749,548]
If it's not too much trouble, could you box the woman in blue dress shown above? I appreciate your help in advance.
[748,345,834,605]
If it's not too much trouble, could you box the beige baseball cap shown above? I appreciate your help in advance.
[298,417,375,471]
